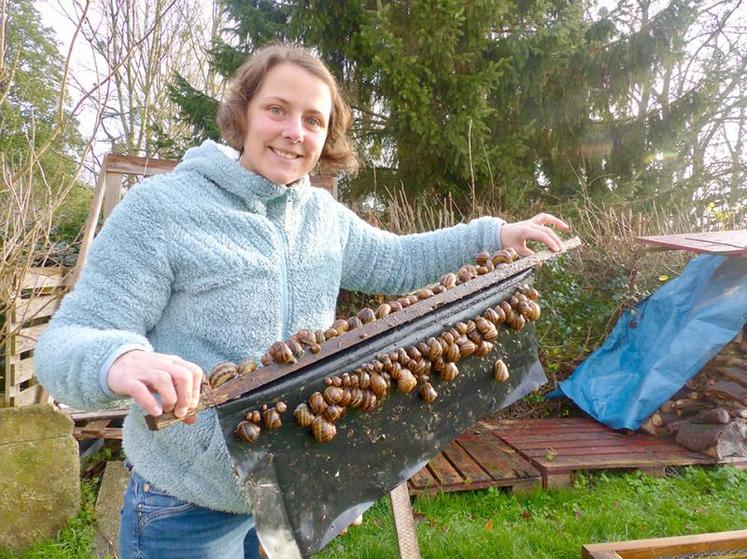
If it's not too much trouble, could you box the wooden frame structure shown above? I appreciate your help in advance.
[583,529,747,558]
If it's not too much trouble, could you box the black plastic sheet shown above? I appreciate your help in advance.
[217,270,546,558]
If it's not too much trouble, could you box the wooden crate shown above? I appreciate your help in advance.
[70,409,127,441]
[409,422,541,494]
[582,529,747,558]
[3,267,71,407]
[483,417,716,487]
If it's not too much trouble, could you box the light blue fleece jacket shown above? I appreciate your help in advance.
[35,140,505,513]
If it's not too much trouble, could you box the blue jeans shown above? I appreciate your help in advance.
[120,469,261,559]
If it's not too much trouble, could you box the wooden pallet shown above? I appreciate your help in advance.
[484,417,717,487]
[638,229,747,255]
[408,422,541,494]
[70,409,127,441]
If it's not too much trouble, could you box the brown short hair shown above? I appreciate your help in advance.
[217,43,359,177]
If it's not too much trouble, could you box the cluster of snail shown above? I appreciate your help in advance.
[203,246,540,444]
[230,282,540,444]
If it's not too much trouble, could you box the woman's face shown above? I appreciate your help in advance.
[240,63,333,186]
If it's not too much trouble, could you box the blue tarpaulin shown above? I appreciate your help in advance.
[556,254,747,430]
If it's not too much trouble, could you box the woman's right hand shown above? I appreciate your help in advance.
[107,349,204,423]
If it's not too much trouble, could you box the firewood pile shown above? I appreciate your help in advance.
[640,325,747,460]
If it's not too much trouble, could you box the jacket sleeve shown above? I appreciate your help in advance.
[335,202,505,295]
[34,183,173,410]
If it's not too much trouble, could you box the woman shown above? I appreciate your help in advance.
[36,44,567,558]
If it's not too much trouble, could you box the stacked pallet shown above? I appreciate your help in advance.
[641,325,747,459]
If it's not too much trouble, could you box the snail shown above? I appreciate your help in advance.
[369,372,388,397]
[348,316,364,330]
[417,288,434,300]
[360,390,378,412]
[375,303,392,319]
[333,318,350,333]
[494,359,510,382]
[420,382,438,403]
[445,342,460,362]
[440,272,458,289]
[245,409,261,424]
[431,284,446,295]
[294,403,316,427]
[475,250,491,266]
[323,404,345,422]
[308,391,327,415]
[311,416,336,442]
[491,249,513,265]
[237,359,257,377]
[358,370,371,390]
[349,387,364,408]
[440,362,459,382]
[357,307,376,324]
[412,358,431,377]
[286,339,305,358]
[235,420,261,443]
[475,340,495,357]
[458,338,477,358]
[389,300,403,312]
[323,385,345,405]
[324,327,339,339]
[209,362,238,388]
[510,314,527,331]
[427,337,443,360]
[397,369,418,393]
[269,341,295,364]
[262,408,282,430]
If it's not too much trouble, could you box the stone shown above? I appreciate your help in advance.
[0,404,80,552]
[94,460,129,558]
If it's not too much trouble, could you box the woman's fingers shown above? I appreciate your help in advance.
[529,212,570,230]
[126,380,164,417]
[501,213,569,254]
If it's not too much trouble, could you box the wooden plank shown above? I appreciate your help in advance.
[427,453,464,487]
[12,383,51,407]
[9,356,34,385]
[102,172,124,221]
[389,482,422,559]
[409,467,439,491]
[583,529,747,559]
[457,428,524,481]
[80,419,112,438]
[9,324,47,355]
[10,293,59,325]
[441,441,492,484]
[638,229,747,255]
[533,452,713,469]
[103,153,178,176]
[72,163,108,285]
[68,409,129,422]
[19,267,71,291]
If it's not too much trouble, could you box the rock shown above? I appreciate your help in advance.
[94,460,129,559]
[0,405,80,552]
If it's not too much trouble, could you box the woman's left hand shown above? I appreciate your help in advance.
[500,213,570,256]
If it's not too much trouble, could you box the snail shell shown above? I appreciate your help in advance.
[417,288,434,300]
[348,316,364,330]
[398,296,411,308]
[476,265,490,275]
[314,330,326,344]
[491,249,512,265]
[440,272,458,289]
[420,382,438,403]
[389,300,403,312]
[432,284,446,295]
[308,391,327,414]
[455,322,469,335]
[294,403,316,427]
[360,390,378,412]
[427,337,443,360]
[417,341,430,356]
[397,369,418,393]
[260,353,273,366]
[510,315,527,331]
[237,359,257,377]
[458,339,477,358]
[323,404,345,422]
[245,409,261,424]
[375,303,392,319]
[505,247,518,261]
[369,372,388,397]
[432,357,446,372]
[484,308,503,325]
[341,373,352,386]
[323,385,345,405]
[333,318,350,333]
[525,300,541,321]
[407,294,419,306]
[481,324,499,341]
[457,264,477,283]
[349,387,364,408]
[494,359,509,382]
[275,401,287,413]
[441,331,455,345]
[209,362,238,389]
[338,387,353,407]
[287,339,304,358]
[311,416,336,443]
[358,371,371,390]
[269,341,295,364]
[500,301,515,322]
[445,342,460,362]
[406,346,421,361]
[388,362,402,380]
[262,408,282,430]
[324,327,339,339]
[475,250,491,265]
[357,307,376,324]
[475,340,495,357]
[440,362,459,382]
[526,287,539,301]
[475,317,492,334]
[235,421,261,443]
[468,330,483,345]
[412,358,431,377]
[371,359,384,373]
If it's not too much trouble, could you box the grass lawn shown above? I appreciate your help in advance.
[2,466,745,559]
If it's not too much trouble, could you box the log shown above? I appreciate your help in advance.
[674,422,747,458]
[661,400,675,413]
[688,407,730,425]
[705,380,747,405]
[713,366,747,389]
[672,399,712,416]
[651,411,682,427]
[715,355,747,369]
[700,396,747,418]
[639,417,667,437]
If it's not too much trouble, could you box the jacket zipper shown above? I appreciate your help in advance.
[275,218,290,341]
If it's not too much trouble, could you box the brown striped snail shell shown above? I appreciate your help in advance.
[269,341,295,364]
[397,369,418,393]
[483,308,502,326]
[457,264,477,283]
[406,346,421,361]
[420,382,438,403]
[525,300,541,321]
[315,330,327,343]
[375,303,392,319]
[245,409,261,424]
[389,362,402,380]
[323,404,345,422]
[360,390,378,412]
[396,348,409,364]
[500,301,514,321]
[398,296,411,308]
[262,408,282,430]
[526,287,539,301]
[491,249,512,265]
[510,315,526,330]
[458,339,477,358]
[341,373,352,386]
[440,272,458,289]
[494,359,509,382]
[333,318,350,333]
[295,329,315,346]
[432,357,446,372]
[348,316,364,330]
[389,300,403,312]
[505,247,518,261]
[237,359,257,377]
[349,387,364,408]
[412,358,431,377]
[475,317,492,334]
[260,353,273,366]
[432,284,446,295]
[475,340,495,357]
[357,307,376,324]
[417,341,430,356]
[407,294,419,306]
[417,288,434,300]
[287,339,305,358]
[445,342,460,362]
[235,420,261,443]
[209,362,238,388]
[481,324,499,341]
[274,401,287,413]
[294,403,316,427]
[358,370,371,390]
[427,337,443,360]
[311,416,336,442]
[441,331,455,345]
[440,362,459,382]
[332,376,343,387]
[369,372,388,397]
[323,385,345,405]
[475,250,491,265]
[338,387,353,407]
[476,265,490,275]
[371,359,385,373]
[455,322,469,335]
[324,327,339,339]
[308,391,327,414]
[468,331,483,345]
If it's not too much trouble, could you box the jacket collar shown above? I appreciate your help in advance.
[176,140,310,212]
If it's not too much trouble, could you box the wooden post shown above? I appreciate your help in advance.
[389,482,421,559]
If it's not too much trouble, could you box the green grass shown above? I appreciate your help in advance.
[316,467,747,559]
[2,467,745,558]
